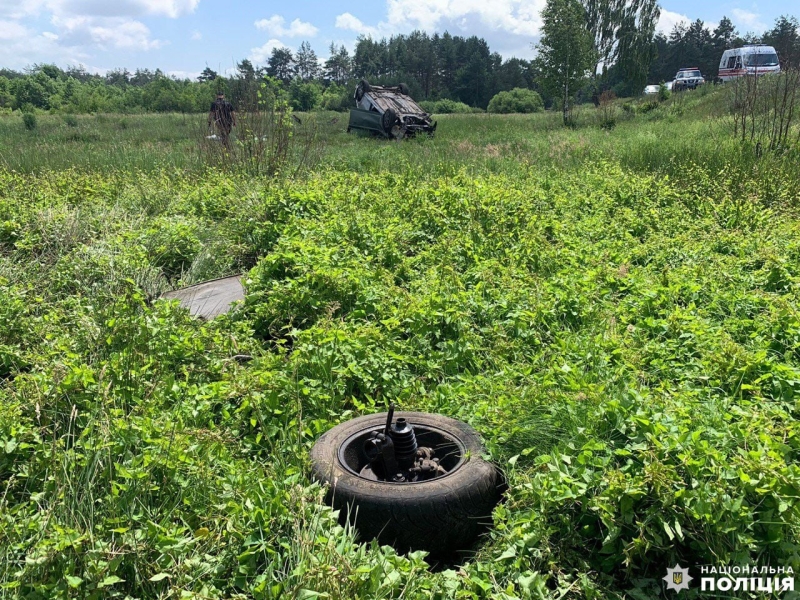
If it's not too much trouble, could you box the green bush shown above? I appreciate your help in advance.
[22,112,37,130]
[62,114,78,127]
[487,88,544,114]
[640,99,660,113]
[418,99,475,114]
[289,80,322,112]
[320,83,351,112]
[139,215,202,280]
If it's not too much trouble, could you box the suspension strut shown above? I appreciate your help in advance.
[360,403,447,482]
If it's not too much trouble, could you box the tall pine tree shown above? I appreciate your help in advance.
[296,41,320,81]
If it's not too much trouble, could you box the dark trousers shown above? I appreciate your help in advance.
[214,121,233,146]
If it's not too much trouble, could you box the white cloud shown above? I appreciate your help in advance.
[45,0,199,19]
[0,18,28,40]
[0,0,197,67]
[387,0,545,36]
[657,8,690,34]
[191,29,201,40]
[335,0,545,54]
[0,30,87,68]
[254,14,318,37]
[54,15,164,50]
[0,0,46,18]
[732,8,767,34]
[335,12,379,37]
[249,38,290,63]
[334,1,545,59]
[255,15,282,33]
[0,0,195,66]
[168,69,200,80]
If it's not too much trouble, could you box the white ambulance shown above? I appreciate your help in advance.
[718,45,781,81]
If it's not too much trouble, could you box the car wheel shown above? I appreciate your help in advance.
[310,411,504,557]
[359,79,372,93]
[398,83,410,96]
[381,108,398,134]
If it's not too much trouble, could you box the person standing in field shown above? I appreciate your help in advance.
[208,91,236,147]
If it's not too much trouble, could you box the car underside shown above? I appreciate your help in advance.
[347,80,437,139]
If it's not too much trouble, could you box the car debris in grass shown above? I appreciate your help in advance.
[160,275,244,319]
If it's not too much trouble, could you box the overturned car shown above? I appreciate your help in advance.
[347,80,437,139]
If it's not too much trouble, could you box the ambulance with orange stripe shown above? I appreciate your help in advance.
[718,45,781,81]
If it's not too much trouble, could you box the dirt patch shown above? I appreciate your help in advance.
[547,135,589,161]
[484,144,502,158]
[455,140,476,153]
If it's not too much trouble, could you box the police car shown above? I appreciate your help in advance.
[672,68,705,91]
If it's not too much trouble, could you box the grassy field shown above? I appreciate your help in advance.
[3,86,797,181]
[1,89,800,599]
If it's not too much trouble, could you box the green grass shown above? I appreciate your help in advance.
[4,90,796,194]
[1,88,800,599]
[0,113,201,172]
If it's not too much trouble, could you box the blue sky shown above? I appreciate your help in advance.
[0,0,791,77]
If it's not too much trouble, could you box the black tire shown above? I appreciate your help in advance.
[310,411,504,557]
[398,83,410,96]
[381,108,398,133]
[355,80,371,103]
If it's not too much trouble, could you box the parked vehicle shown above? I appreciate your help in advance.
[718,45,781,81]
[347,79,436,139]
[644,81,674,95]
[673,68,705,91]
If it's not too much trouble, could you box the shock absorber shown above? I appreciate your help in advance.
[363,403,421,480]
[389,417,418,469]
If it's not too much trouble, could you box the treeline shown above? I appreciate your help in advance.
[347,33,535,108]
[648,15,800,84]
[0,13,797,115]
[0,65,219,114]
[0,33,536,115]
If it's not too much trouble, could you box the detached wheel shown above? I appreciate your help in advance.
[310,411,504,557]
[398,83,410,95]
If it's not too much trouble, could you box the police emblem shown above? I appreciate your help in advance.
[664,564,693,592]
